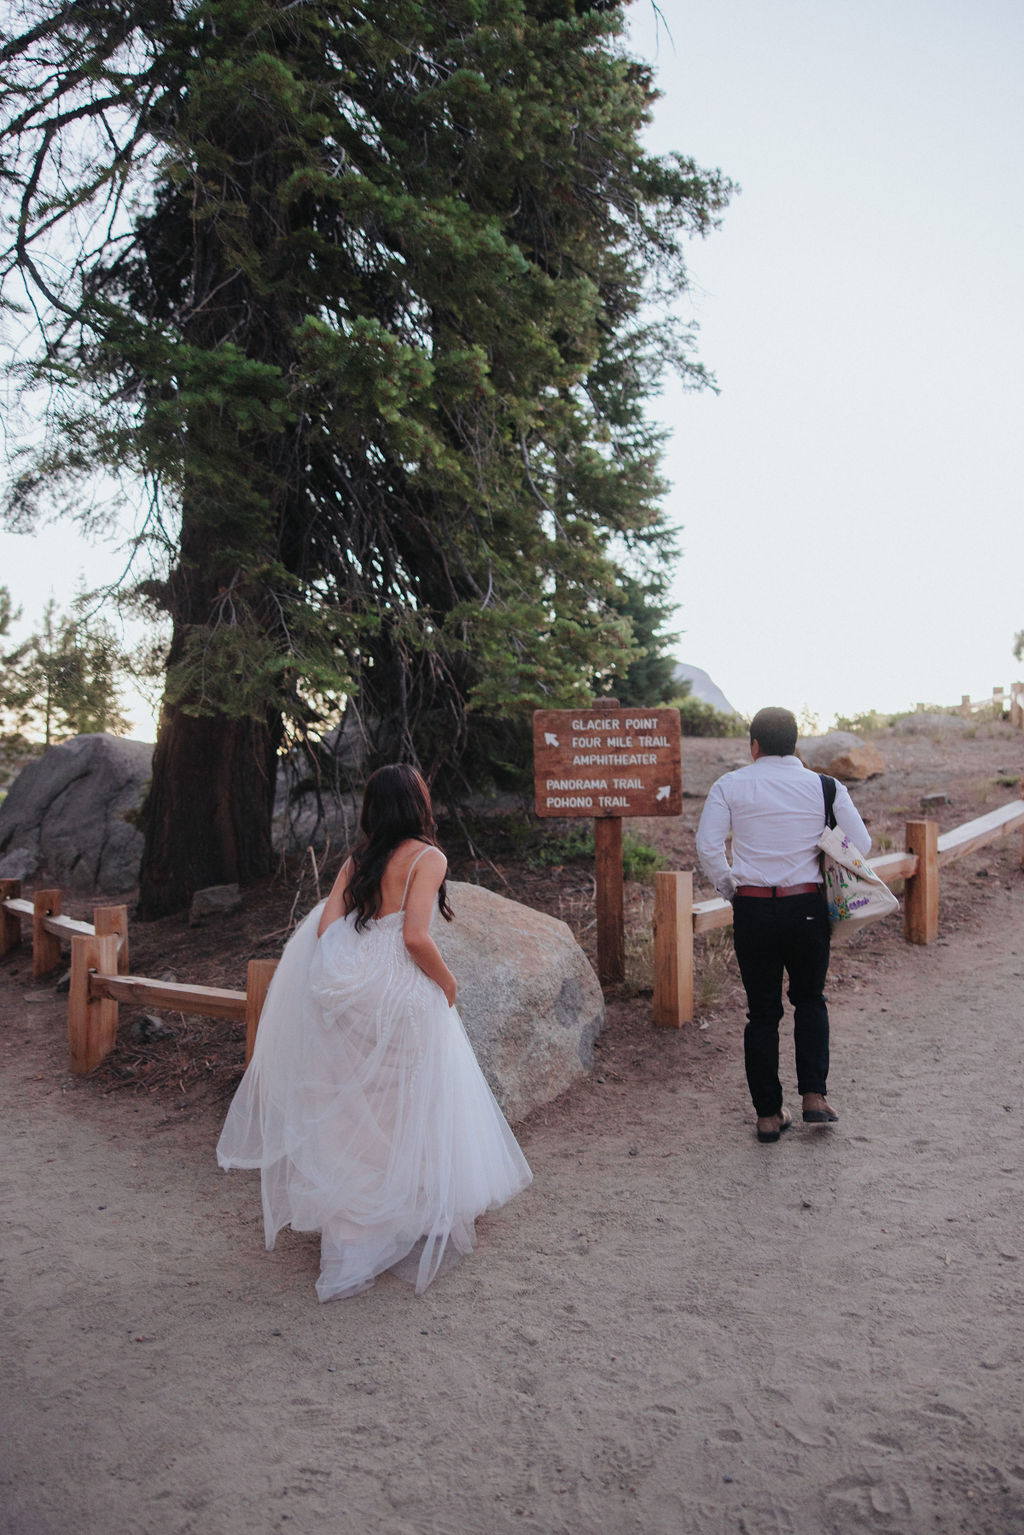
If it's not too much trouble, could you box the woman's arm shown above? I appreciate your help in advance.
[402,848,457,1006]
[317,858,353,938]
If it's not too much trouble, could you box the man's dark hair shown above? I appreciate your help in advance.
[749,706,798,757]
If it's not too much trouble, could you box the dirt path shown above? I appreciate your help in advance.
[2,880,1023,1535]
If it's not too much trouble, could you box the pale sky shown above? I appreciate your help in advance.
[628,0,1024,723]
[2,0,1022,735]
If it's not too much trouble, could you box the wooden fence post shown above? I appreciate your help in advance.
[244,959,278,1065]
[0,879,22,957]
[94,905,130,975]
[32,889,63,978]
[68,932,120,1075]
[594,817,625,987]
[904,820,939,944]
[653,871,693,1028]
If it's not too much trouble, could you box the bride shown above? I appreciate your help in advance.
[217,763,532,1300]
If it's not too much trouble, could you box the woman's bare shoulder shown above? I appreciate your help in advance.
[393,837,444,858]
[382,839,445,882]
[399,841,447,874]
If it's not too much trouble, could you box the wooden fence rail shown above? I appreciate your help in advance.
[956,682,1024,725]
[0,878,277,1075]
[653,787,1024,1029]
[4,781,1024,1071]
[0,885,130,978]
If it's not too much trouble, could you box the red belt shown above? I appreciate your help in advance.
[734,882,821,898]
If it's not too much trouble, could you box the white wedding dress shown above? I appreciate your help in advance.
[216,854,532,1300]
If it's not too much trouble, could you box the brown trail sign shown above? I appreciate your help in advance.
[533,705,682,986]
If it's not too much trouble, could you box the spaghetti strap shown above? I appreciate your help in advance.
[398,845,433,910]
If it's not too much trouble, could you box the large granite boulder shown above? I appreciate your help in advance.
[890,711,971,735]
[797,731,885,782]
[672,662,740,716]
[272,766,359,856]
[435,880,604,1122]
[0,733,152,891]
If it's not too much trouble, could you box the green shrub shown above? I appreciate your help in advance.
[622,834,667,882]
[527,825,666,883]
[527,826,594,869]
[674,696,747,738]
[832,708,897,733]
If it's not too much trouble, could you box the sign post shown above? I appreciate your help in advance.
[593,816,625,986]
[533,701,682,987]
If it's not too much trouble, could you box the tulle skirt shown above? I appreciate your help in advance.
[216,902,532,1299]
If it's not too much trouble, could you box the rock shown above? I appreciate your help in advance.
[890,711,971,735]
[130,1013,174,1042]
[797,732,885,781]
[272,782,359,857]
[0,734,152,892]
[189,883,242,925]
[269,715,368,855]
[921,792,950,810]
[435,880,604,1122]
[672,663,740,716]
[0,846,38,881]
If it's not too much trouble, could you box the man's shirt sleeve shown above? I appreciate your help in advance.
[833,781,872,855]
[696,779,738,899]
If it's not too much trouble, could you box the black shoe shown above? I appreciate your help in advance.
[756,1108,793,1143]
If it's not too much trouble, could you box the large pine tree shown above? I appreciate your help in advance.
[1,0,731,914]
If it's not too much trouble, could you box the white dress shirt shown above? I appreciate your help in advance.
[696,753,872,900]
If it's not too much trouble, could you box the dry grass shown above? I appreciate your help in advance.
[624,886,655,993]
[695,929,736,1015]
[970,778,1001,809]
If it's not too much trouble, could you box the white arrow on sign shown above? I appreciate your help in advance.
[656,785,670,801]
[544,732,559,747]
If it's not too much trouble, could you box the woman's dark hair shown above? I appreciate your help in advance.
[749,706,799,757]
[346,764,453,931]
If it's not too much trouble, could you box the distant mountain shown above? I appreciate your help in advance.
[672,663,740,717]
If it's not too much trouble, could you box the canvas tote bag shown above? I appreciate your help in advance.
[818,775,899,941]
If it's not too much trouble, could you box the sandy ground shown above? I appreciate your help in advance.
[2,729,1024,1535]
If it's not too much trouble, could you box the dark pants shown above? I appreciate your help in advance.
[732,891,831,1117]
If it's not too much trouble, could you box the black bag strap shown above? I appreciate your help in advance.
[819,773,838,830]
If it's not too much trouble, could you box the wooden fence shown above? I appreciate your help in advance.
[0,880,277,1075]
[4,779,1024,1067]
[954,682,1024,726]
[651,786,1024,1028]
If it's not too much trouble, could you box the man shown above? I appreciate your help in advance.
[696,706,871,1143]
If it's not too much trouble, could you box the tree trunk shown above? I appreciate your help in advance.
[137,703,280,918]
